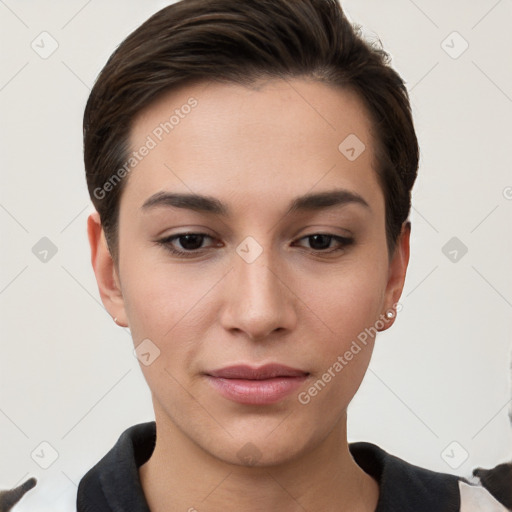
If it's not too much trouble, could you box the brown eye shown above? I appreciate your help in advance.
[157,232,218,257]
[307,234,334,250]
[295,234,354,252]
[176,234,206,250]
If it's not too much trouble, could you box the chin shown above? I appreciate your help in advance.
[197,417,324,469]
[210,437,307,469]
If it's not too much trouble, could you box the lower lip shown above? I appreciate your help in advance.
[206,375,308,405]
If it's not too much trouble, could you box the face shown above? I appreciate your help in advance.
[90,78,409,467]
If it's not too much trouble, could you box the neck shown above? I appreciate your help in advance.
[139,408,379,512]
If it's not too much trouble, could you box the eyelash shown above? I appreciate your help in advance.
[156,232,354,258]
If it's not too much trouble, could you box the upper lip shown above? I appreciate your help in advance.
[207,364,309,380]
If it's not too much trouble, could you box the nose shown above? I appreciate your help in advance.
[219,244,297,341]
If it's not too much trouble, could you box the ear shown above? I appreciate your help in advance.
[379,221,411,331]
[87,211,128,327]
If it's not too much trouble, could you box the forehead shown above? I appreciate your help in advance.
[124,78,383,214]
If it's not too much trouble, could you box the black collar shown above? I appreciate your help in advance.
[77,421,462,511]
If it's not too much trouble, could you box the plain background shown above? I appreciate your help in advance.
[1,0,511,510]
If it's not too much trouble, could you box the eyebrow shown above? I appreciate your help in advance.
[141,189,370,216]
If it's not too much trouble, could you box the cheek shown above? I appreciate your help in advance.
[299,261,387,342]
[294,260,387,396]
[119,244,228,367]
[122,265,216,341]
[120,264,219,403]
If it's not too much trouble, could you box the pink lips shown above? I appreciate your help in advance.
[205,364,309,405]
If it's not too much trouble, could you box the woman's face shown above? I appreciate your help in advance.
[94,78,409,466]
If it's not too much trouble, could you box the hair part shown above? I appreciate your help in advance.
[84,0,419,264]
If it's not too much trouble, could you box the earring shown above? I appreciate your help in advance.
[386,311,394,319]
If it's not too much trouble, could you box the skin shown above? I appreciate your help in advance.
[88,78,410,511]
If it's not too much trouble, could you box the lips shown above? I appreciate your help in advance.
[208,364,309,380]
[205,364,309,405]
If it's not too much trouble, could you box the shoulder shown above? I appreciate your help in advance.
[77,422,156,511]
[349,441,509,512]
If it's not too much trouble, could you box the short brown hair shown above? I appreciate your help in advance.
[84,0,418,263]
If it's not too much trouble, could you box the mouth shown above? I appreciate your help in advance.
[205,364,310,405]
